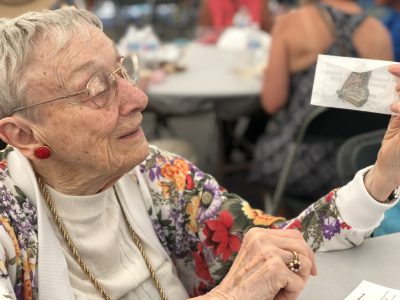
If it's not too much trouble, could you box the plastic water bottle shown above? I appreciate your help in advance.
[142,26,160,69]
[246,24,262,66]
[232,6,252,28]
[126,26,141,53]
[118,25,141,57]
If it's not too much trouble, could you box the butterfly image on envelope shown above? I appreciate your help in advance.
[336,71,372,107]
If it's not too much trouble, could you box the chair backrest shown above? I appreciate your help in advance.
[296,107,390,143]
[336,129,385,185]
[266,107,390,215]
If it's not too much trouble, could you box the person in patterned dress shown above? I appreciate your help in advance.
[252,0,393,200]
[0,6,399,300]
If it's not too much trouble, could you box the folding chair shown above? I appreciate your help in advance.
[265,107,390,215]
[336,129,385,185]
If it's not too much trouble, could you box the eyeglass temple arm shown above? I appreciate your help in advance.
[11,90,88,114]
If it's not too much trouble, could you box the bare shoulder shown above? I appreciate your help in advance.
[357,16,391,39]
[354,15,393,60]
[272,6,311,35]
[359,15,390,33]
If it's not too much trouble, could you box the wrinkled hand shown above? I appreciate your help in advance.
[365,64,400,201]
[201,228,316,300]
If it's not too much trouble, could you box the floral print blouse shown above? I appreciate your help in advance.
[0,146,390,299]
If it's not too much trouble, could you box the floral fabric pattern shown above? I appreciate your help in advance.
[0,147,38,300]
[136,147,354,295]
[0,146,360,299]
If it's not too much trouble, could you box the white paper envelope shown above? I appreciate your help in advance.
[311,55,399,114]
[344,280,400,300]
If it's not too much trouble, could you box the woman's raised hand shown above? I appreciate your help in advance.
[365,64,400,201]
[195,228,316,300]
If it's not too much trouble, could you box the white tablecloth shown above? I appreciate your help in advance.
[147,42,262,119]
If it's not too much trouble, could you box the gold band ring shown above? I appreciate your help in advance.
[287,251,302,273]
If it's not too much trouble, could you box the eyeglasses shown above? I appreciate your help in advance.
[11,55,140,114]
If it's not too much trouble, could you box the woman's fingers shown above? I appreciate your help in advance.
[273,263,307,300]
[388,64,400,76]
[207,228,316,300]
[280,249,313,281]
[249,254,307,298]
[388,65,400,101]
[390,102,400,114]
[253,228,317,276]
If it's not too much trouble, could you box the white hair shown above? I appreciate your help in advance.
[0,8,103,119]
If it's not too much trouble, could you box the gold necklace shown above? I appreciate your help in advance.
[36,175,168,300]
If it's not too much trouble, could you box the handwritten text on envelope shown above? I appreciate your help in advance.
[310,55,399,115]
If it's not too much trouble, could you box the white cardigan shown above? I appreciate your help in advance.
[8,148,188,300]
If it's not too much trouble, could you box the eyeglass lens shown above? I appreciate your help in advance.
[86,71,114,108]
[87,55,140,108]
[122,55,140,83]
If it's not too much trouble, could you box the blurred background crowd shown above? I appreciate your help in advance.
[1,0,399,218]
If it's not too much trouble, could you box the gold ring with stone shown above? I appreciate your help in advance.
[287,250,302,273]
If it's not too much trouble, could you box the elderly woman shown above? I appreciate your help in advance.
[0,8,399,300]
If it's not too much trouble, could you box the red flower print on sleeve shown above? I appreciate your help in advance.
[0,160,7,170]
[203,211,241,262]
[285,218,302,230]
[186,174,194,190]
[325,189,338,203]
[340,222,351,230]
[192,243,214,283]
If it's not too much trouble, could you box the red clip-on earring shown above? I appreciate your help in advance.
[34,146,52,160]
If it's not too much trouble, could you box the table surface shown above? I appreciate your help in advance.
[146,43,262,118]
[148,42,262,98]
[298,233,400,300]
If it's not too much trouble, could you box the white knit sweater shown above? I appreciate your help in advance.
[46,185,188,300]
